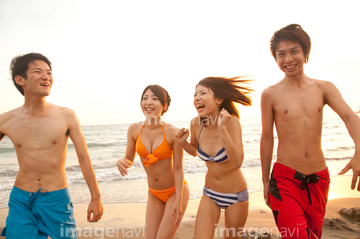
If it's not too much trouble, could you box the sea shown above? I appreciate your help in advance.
[0,114,357,209]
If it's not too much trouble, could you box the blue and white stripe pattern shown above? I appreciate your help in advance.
[203,186,249,209]
[197,146,228,163]
[197,125,228,163]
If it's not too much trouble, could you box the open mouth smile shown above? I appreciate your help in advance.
[284,64,297,69]
[195,104,205,111]
[145,107,155,112]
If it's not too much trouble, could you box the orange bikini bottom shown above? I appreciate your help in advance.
[148,180,188,203]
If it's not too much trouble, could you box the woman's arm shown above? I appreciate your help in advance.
[172,127,185,226]
[175,118,198,156]
[219,110,244,169]
[117,123,138,176]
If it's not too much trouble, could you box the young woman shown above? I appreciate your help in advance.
[176,77,252,239]
[117,85,190,239]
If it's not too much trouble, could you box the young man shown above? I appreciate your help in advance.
[260,24,360,238]
[0,53,103,239]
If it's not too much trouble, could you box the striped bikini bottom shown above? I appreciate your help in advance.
[203,185,249,209]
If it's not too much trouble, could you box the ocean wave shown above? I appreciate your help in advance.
[338,146,355,150]
[66,170,147,184]
[244,139,260,144]
[184,165,207,174]
[242,160,261,168]
[65,165,81,172]
[0,148,15,153]
[67,142,121,149]
[92,162,121,170]
[96,174,148,183]
[0,184,13,191]
[325,156,352,161]
[0,169,18,177]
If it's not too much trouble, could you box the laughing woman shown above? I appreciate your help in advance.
[176,77,252,239]
[117,85,190,239]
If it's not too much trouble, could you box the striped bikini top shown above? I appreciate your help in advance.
[197,125,228,163]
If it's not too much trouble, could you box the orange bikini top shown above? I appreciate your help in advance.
[136,124,173,167]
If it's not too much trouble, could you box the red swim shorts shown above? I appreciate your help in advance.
[269,162,330,239]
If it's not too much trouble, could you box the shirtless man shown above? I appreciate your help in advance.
[260,24,360,238]
[0,53,103,239]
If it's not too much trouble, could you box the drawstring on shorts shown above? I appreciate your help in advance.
[294,171,329,205]
[26,188,48,209]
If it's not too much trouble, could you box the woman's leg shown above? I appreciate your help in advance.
[144,191,165,239]
[224,200,249,239]
[156,184,190,239]
[194,195,221,239]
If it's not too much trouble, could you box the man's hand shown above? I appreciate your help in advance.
[338,153,360,191]
[87,198,103,222]
[263,183,271,208]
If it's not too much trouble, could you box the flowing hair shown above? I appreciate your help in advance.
[197,76,252,121]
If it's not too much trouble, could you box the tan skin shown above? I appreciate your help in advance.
[0,60,103,222]
[176,85,248,239]
[261,41,360,208]
[117,89,190,239]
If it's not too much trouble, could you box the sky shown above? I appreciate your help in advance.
[1,0,360,125]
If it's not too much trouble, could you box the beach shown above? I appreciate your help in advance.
[0,116,359,238]
[0,115,356,208]
[0,175,359,239]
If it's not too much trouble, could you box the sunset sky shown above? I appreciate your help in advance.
[1,0,359,125]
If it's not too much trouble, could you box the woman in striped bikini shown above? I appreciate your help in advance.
[176,77,252,239]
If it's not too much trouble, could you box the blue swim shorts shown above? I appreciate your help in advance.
[1,186,77,239]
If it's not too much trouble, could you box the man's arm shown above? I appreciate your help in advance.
[67,109,104,221]
[0,112,9,142]
[323,81,360,191]
[260,89,275,207]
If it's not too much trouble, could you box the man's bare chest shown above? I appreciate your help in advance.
[7,118,69,149]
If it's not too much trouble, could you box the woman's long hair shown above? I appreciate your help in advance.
[197,76,252,120]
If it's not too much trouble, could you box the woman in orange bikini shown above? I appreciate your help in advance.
[117,85,190,239]
[176,77,252,239]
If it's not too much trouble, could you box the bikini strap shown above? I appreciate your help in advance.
[198,125,204,142]
[161,123,167,140]
[139,124,145,134]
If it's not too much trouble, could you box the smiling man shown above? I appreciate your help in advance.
[260,24,360,238]
[0,53,103,239]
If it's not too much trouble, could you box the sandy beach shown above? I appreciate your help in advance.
[0,175,359,238]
